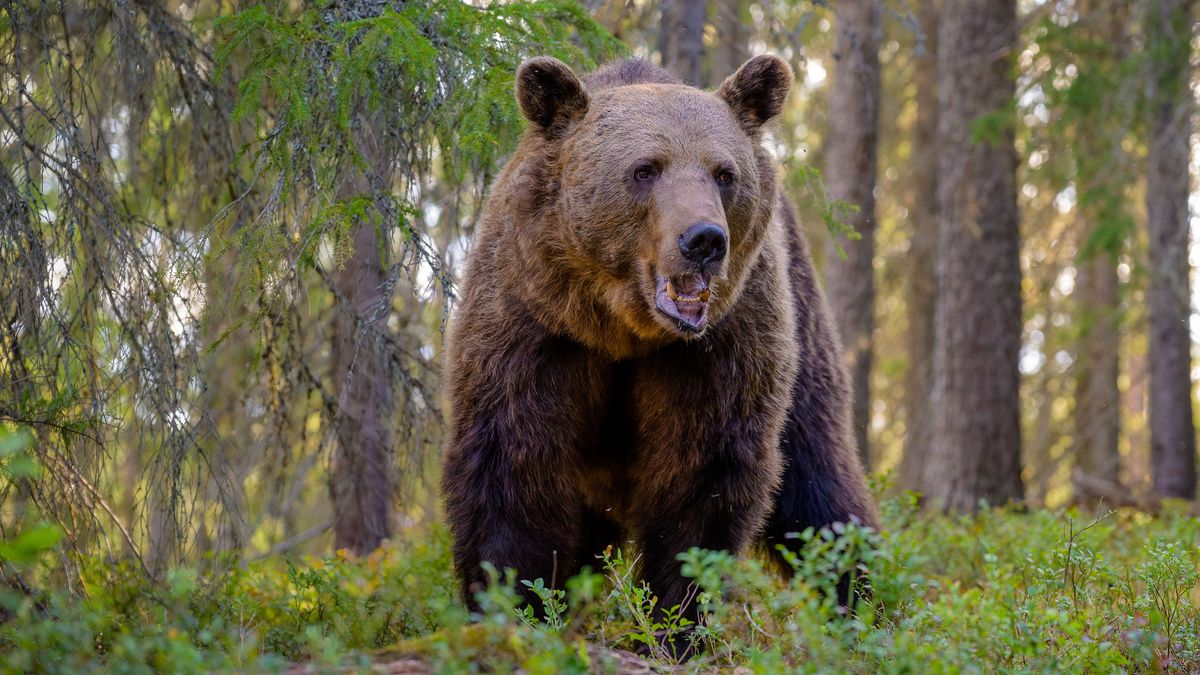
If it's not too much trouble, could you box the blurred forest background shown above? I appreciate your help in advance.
[1,0,1198,588]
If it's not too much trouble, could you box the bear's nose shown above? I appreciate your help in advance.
[678,222,728,266]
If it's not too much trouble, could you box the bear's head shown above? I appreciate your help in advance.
[511,55,791,349]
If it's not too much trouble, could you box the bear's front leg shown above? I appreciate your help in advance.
[628,308,796,642]
[442,314,609,613]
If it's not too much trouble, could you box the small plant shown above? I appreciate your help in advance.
[519,578,568,631]
[1136,540,1200,668]
[596,546,697,662]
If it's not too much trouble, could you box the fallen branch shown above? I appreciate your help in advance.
[248,521,332,562]
[1069,471,1200,516]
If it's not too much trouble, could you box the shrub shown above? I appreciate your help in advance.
[2,498,1198,673]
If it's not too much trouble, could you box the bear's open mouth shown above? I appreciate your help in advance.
[654,272,711,333]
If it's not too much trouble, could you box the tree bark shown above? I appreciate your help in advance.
[823,0,880,468]
[713,0,748,87]
[1146,0,1196,499]
[1074,250,1122,488]
[329,118,396,554]
[898,0,939,492]
[658,0,674,73]
[924,0,1023,511]
[661,0,707,86]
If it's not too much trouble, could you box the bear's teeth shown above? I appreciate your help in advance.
[665,281,710,303]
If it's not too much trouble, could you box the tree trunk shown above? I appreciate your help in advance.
[657,0,674,72]
[898,0,939,492]
[823,0,880,468]
[713,0,748,87]
[146,472,179,577]
[924,0,1023,511]
[1146,0,1196,499]
[1074,250,1122,489]
[329,118,396,554]
[1072,0,1127,498]
[1125,349,1151,489]
[662,0,706,86]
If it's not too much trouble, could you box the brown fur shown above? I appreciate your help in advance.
[442,56,878,628]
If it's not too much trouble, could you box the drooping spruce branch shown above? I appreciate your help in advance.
[0,0,620,583]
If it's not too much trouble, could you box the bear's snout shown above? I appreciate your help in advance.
[678,222,727,267]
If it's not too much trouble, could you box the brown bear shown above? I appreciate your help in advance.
[441,55,878,623]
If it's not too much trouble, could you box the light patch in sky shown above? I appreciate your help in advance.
[804,60,826,89]
[48,256,69,295]
[412,229,445,303]
[1020,348,1046,375]
[1055,266,1075,297]
[1054,184,1075,214]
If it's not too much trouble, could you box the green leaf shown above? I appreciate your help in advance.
[0,427,32,456]
[0,524,64,566]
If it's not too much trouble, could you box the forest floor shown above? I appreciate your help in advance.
[4,493,1200,673]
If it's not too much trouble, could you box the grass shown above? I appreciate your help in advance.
[2,493,1199,673]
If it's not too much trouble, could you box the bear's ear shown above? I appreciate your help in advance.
[516,57,589,138]
[717,55,793,133]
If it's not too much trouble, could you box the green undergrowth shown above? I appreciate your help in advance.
[3,495,1200,673]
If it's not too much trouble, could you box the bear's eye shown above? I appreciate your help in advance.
[633,164,658,182]
[715,169,736,186]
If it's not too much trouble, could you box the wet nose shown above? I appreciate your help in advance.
[678,222,727,266]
